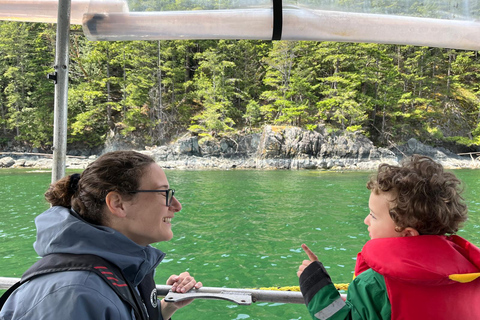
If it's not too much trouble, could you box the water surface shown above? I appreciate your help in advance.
[1,169,479,319]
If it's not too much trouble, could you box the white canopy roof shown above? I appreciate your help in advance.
[1,0,479,50]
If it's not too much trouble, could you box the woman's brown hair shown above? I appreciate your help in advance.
[45,151,155,225]
[366,155,468,235]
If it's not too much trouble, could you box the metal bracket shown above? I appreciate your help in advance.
[164,289,253,305]
[47,72,58,84]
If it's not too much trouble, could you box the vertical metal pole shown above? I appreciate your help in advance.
[51,0,71,183]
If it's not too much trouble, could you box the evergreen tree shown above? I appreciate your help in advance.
[189,42,237,136]
[0,22,55,149]
[315,42,370,131]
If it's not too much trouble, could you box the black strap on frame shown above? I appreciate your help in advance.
[272,0,283,40]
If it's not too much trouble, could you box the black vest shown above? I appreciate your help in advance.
[0,253,160,320]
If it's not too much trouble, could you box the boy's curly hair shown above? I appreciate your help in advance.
[366,155,467,235]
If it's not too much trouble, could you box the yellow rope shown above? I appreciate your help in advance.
[334,283,349,291]
[257,283,349,291]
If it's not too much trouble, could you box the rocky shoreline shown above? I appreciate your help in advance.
[1,126,479,171]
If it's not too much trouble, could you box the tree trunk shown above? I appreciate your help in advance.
[446,50,452,95]
[106,47,114,131]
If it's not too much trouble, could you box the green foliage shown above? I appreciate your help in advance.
[346,125,363,133]
[0,22,479,151]
[188,43,237,135]
[0,22,55,148]
[446,135,480,146]
[425,125,444,139]
[243,100,262,127]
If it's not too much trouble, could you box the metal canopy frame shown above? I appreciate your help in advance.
[51,0,71,183]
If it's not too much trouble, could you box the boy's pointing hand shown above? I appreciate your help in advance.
[297,243,319,277]
[302,243,319,261]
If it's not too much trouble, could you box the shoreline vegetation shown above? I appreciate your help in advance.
[1,126,479,171]
[1,23,480,159]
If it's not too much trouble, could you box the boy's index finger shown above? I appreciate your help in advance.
[301,243,319,261]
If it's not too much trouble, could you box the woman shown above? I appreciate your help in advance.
[0,151,201,320]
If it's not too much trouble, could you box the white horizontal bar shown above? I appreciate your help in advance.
[1,2,479,50]
[0,0,128,24]
[0,276,20,289]
[82,8,480,50]
[157,284,307,304]
[284,8,480,50]
[82,9,274,40]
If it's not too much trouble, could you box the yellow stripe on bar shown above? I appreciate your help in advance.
[257,283,349,291]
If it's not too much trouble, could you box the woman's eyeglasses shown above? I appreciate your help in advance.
[128,189,175,207]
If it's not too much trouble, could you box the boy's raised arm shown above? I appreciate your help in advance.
[297,245,389,320]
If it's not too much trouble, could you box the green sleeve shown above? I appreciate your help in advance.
[299,262,391,320]
[346,269,391,320]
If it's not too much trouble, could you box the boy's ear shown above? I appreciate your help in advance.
[402,227,420,237]
[105,191,127,218]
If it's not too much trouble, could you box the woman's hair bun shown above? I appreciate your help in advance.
[68,173,81,194]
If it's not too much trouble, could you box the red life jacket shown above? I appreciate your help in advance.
[354,235,480,320]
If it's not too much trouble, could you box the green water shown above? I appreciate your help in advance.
[1,169,480,319]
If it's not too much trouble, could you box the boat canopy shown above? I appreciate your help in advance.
[1,0,479,50]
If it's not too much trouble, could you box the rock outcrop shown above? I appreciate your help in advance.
[1,126,478,170]
[143,126,474,170]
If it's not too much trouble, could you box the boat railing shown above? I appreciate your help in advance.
[0,276,347,305]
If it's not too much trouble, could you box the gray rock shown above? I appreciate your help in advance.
[397,138,462,160]
[176,137,200,156]
[11,159,26,168]
[0,157,15,168]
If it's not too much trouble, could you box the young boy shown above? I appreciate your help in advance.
[297,155,480,320]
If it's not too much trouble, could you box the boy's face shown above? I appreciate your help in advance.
[364,191,403,239]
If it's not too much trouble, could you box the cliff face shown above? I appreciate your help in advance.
[257,125,383,159]
[145,125,468,170]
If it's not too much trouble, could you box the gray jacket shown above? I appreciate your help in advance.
[0,206,165,320]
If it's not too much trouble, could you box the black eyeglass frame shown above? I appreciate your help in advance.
[128,189,175,207]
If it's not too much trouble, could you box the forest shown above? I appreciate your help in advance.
[0,20,479,152]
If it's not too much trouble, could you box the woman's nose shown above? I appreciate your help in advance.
[169,196,182,212]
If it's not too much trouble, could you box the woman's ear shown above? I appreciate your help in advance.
[402,227,420,237]
[105,191,127,218]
